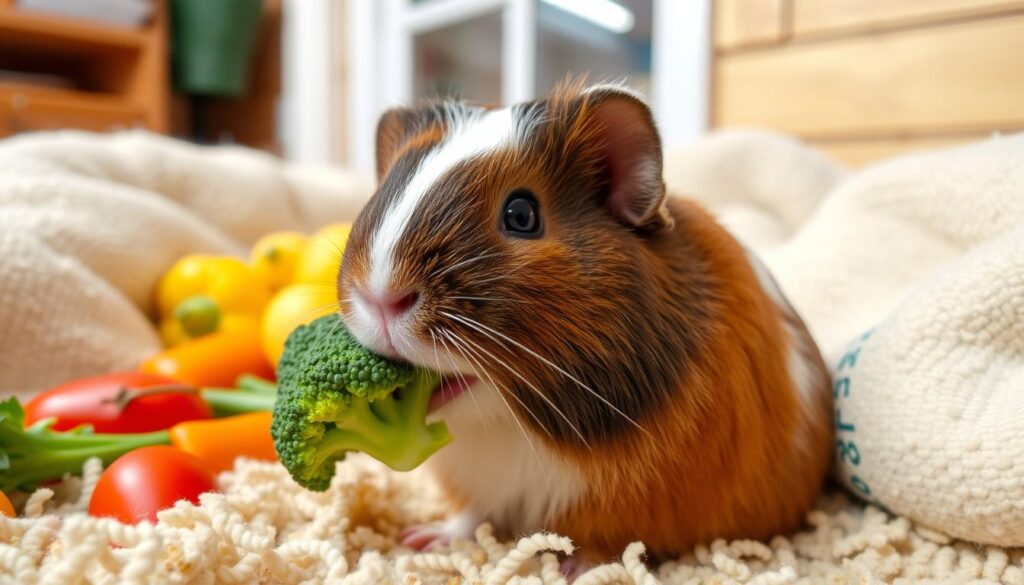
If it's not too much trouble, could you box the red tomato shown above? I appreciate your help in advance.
[24,372,211,433]
[89,446,216,524]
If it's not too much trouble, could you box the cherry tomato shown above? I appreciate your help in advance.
[24,372,211,433]
[89,446,216,524]
[0,492,14,517]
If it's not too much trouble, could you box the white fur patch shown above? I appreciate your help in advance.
[745,249,826,445]
[369,108,516,294]
[428,380,586,534]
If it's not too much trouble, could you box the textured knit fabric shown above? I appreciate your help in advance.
[0,131,373,395]
[830,228,1024,546]
[667,130,1024,546]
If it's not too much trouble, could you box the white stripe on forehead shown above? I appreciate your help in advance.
[369,107,516,292]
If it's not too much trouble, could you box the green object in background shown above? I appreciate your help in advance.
[171,0,263,97]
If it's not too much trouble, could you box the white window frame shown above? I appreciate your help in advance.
[296,0,709,171]
[281,0,335,165]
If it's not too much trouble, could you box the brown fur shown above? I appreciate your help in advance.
[550,197,833,559]
[340,82,834,562]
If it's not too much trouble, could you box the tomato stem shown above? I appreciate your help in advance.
[101,384,200,412]
[200,388,276,417]
[236,375,278,395]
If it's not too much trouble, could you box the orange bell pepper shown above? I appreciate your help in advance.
[168,412,276,473]
[140,328,274,388]
[0,492,14,517]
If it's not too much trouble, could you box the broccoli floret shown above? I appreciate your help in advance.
[270,315,451,491]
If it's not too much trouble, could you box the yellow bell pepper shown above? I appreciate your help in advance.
[292,223,352,286]
[250,231,310,292]
[258,223,352,366]
[260,282,338,366]
[156,255,270,346]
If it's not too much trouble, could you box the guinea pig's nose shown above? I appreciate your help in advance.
[356,287,419,319]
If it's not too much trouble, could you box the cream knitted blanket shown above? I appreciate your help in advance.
[666,131,1024,548]
[0,130,1022,583]
[0,131,373,395]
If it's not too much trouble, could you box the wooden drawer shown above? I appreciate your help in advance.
[793,0,1024,37]
[714,15,1024,137]
[0,85,144,135]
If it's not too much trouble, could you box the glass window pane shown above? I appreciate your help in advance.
[413,11,503,103]
[536,0,652,96]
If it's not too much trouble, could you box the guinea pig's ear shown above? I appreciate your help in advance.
[375,106,424,181]
[581,85,673,231]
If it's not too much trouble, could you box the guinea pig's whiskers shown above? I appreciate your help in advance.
[434,329,492,443]
[465,258,537,288]
[442,329,550,477]
[465,273,509,288]
[431,329,493,449]
[449,296,528,304]
[324,312,348,339]
[267,301,345,334]
[433,251,502,280]
[448,327,589,450]
[307,243,344,264]
[313,238,346,262]
[276,286,344,295]
[442,327,552,441]
[441,310,649,436]
[442,331,548,469]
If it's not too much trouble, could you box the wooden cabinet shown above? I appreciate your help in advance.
[0,85,146,134]
[0,0,168,137]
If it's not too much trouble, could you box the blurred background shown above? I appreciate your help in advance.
[0,0,1020,172]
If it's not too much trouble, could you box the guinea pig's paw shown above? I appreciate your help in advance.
[560,557,593,582]
[400,511,479,551]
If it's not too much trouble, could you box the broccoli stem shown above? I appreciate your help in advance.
[0,424,169,492]
[315,418,450,472]
[320,372,451,472]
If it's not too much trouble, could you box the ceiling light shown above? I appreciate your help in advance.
[541,0,635,34]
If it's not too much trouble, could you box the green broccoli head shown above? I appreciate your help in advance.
[271,315,451,491]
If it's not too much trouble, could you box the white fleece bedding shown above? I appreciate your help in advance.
[0,128,1021,547]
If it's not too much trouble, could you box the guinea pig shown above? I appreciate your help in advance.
[338,81,834,563]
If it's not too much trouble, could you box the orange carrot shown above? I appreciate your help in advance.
[168,412,276,473]
[0,491,14,517]
[140,329,274,388]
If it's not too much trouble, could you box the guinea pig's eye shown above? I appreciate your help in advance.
[501,189,542,238]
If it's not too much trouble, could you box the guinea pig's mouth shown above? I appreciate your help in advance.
[428,374,478,412]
